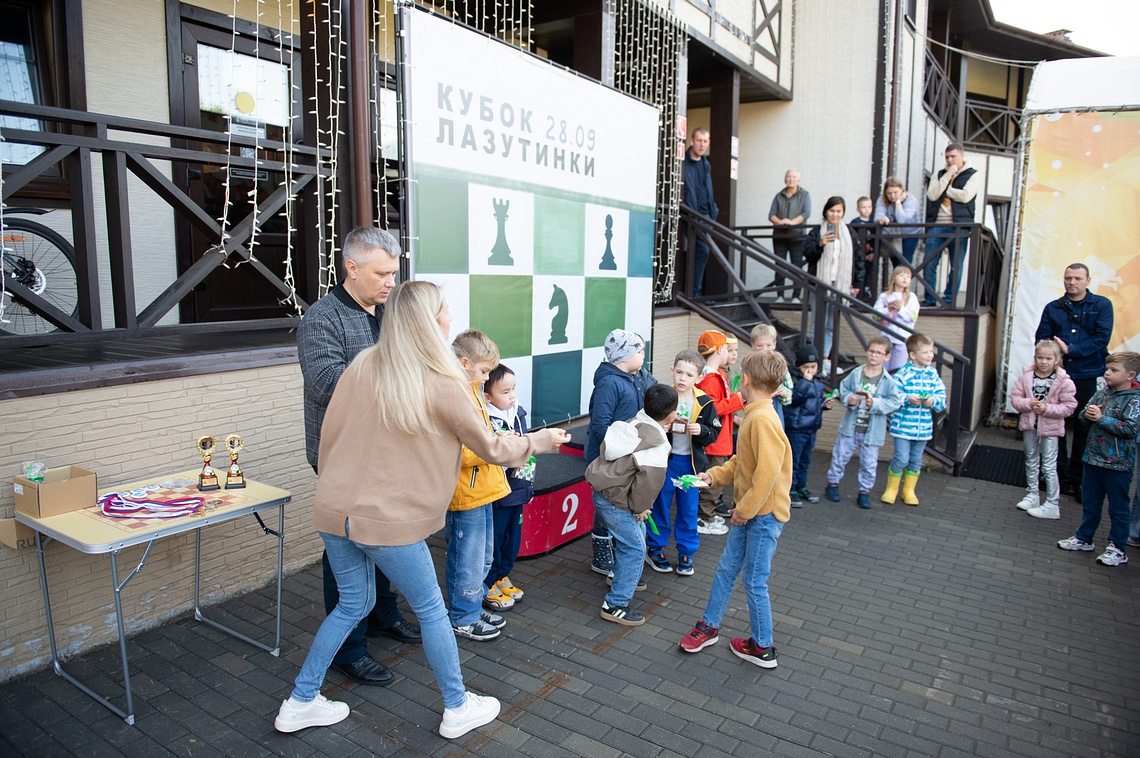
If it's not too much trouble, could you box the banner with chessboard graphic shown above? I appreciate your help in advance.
[400,6,661,425]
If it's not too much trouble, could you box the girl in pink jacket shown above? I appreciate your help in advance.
[1009,340,1077,520]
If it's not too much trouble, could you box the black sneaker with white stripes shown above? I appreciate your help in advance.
[600,600,645,626]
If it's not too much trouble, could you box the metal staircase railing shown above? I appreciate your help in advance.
[676,205,976,468]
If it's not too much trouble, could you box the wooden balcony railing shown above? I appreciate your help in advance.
[1,100,331,345]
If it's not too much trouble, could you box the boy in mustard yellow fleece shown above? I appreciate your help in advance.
[678,350,792,668]
[446,330,511,642]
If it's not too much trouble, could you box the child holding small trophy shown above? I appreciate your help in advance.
[823,337,905,509]
[645,350,721,577]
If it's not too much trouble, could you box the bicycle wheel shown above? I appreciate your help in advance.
[1,217,79,336]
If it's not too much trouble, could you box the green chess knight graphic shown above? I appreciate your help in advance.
[548,284,569,345]
[489,198,514,265]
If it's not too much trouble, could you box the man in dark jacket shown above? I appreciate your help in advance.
[297,227,420,687]
[1035,263,1115,499]
[682,128,719,297]
[923,144,979,307]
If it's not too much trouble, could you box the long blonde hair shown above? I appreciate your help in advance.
[351,281,467,436]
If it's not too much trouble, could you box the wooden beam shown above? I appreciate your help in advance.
[67,146,100,329]
[0,146,75,199]
[1,277,89,332]
[349,0,372,228]
[102,151,137,328]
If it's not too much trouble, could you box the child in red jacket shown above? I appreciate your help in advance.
[695,330,744,535]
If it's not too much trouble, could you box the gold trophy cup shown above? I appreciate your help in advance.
[223,434,246,489]
[196,435,221,491]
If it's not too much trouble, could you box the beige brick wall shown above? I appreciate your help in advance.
[0,364,321,682]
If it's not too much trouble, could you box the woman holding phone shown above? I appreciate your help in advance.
[801,196,864,376]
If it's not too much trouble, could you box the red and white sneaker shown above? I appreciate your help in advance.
[679,621,719,653]
[730,637,778,668]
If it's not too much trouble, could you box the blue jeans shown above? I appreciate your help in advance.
[1129,479,1140,543]
[445,505,494,627]
[648,455,700,558]
[487,503,523,587]
[1075,465,1133,552]
[889,437,927,474]
[787,431,816,491]
[700,513,785,647]
[292,533,465,708]
[592,491,646,607]
[922,227,967,304]
[321,552,401,665]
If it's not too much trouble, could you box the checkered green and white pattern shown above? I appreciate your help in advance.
[414,168,655,425]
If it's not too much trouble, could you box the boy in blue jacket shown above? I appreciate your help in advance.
[785,344,834,507]
[881,333,947,506]
[586,330,655,576]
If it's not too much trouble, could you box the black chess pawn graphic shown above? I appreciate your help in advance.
[599,213,617,270]
[489,198,514,265]
[548,284,569,345]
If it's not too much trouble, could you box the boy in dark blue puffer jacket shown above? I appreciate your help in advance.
[785,344,834,506]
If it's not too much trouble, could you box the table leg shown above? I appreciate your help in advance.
[32,531,141,724]
[192,512,284,656]
[108,551,136,724]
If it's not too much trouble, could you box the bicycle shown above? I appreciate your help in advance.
[1,208,79,336]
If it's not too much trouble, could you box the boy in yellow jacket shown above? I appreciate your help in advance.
[446,331,511,641]
[678,350,792,668]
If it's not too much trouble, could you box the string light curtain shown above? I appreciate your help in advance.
[613,0,685,303]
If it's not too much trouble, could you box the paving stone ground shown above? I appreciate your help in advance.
[3,430,1139,757]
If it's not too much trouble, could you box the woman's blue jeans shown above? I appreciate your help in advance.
[291,532,466,709]
[889,437,927,474]
[444,505,494,626]
[700,513,785,647]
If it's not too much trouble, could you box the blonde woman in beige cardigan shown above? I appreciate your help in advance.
[275,281,568,739]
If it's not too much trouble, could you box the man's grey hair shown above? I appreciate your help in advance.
[343,226,401,264]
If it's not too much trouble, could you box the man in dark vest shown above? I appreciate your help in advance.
[922,143,979,307]
[1035,263,1115,501]
[682,127,719,297]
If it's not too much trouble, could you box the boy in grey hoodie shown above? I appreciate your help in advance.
[585,384,678,626]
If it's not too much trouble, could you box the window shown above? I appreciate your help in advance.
[0,1,47,166]
[0,0,82,203]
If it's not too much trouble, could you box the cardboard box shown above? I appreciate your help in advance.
[0,518,36,550]
[13,466,98,519]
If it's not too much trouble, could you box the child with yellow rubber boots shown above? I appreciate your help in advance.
[881,334,946,505]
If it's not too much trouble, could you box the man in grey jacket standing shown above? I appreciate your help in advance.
[298,227,421,687]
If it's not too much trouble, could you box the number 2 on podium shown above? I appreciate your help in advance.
[561,493,578,535]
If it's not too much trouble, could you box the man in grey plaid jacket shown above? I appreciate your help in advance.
[298,227,421,687]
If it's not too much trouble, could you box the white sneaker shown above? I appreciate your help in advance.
[790,297,801,304]
[274,693,349,733]
[439,691,501,739]
[774,296,786,304]
[1057,536,1095,551]
[696,519,729,536]
[821,359,831,377]
[1027,503,1060,520]
[1016,493,1039,511]
[1095,544,1129,567]
[711,515,726,525]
